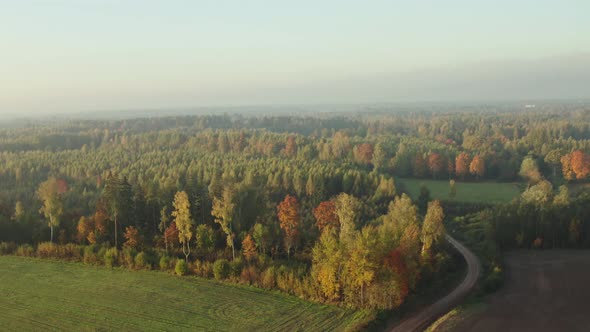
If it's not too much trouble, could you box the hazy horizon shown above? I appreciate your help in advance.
[1,1,589,114]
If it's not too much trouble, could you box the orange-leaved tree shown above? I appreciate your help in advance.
[469,155,485,180]
[242,234,257,262]
[76,216,94,244]
[561,153,575,181]
[571,150,590,180]
[277,195,301,258]
[123,226,142,249]
[427,152,444,179]
[313,200,339,233]
[455,152,470,180]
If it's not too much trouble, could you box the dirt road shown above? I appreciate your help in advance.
[389,235,481,332]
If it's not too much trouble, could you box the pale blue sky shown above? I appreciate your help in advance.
[1,1,589,113]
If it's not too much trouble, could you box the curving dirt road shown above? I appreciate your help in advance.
[389,234,481,332]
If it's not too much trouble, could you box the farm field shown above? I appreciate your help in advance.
[0,256,370,331]
[433,250,590,332]
[397,178,522,204]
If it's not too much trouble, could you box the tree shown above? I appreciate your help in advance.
[76,216,94,244]
[212,186,236,259]
[313,200,339,233]
[158,206,170,252]
[334,193,361,243]
[332,131,350,159]
[103,174,133,247]
[519,156,542,183]
[92,201,109,244]
[373,176,396,206]
[172,191,194,262]
[164,222,180,249]
[12,201,25,223]
[252,223,270,255]
[344,227,377,307]
[242,234,257,262]
[195,224,215,255]
[544,149,562,178]
[372,143,387,171]
[37,177,65,243]
[469,155,485,180]
[312,228,344,301]
[382,194,419,244]
[305,174,315,197]
[277,195,301,258]
[560,153,575,181]
[520,180,553,207]
[427,153,444,179]
[285,135,297,157]
[447,158,455,179]
[553,185,570,207]
[123,226,142,249]
[421,200,445,257]
[571,150,590,180]
[412,154,428,178]
[455,152,470,180]
[354,143,374,165]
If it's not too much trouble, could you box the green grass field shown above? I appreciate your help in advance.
[0,256,370,331]
[397,178,522,204]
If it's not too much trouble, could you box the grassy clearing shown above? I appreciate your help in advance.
[0,256,371,331]
[397,178,522,204]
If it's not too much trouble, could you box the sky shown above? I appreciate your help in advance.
[1,0,589,114]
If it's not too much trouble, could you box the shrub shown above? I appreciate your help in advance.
[62,244,83,261]
[144,251,158,268]
[175,259,188,276]
[16,244,34,257]
[37,242,57,258]
[134,252,149,269]
[261,266,276,289]
[104,248,119,268]
[0,242,17,255]
[192,260,213,278]
[159,255,172,271]
[213,259,230,280]
[229,258,243,279]
[97,246,108,264]
[83,245,98,265]
[121,247,137,268]
[240,265,259,285]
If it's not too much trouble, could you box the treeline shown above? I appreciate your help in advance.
[457,181,590,250]
[1,114,457,310]
[1,178,449,310]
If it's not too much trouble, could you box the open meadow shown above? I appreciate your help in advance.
[0,256,370,331]
[397,178,522,204]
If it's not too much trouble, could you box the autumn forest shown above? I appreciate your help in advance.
[3,104,590,328]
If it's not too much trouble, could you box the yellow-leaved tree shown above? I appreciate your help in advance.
[172,191,194,262]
